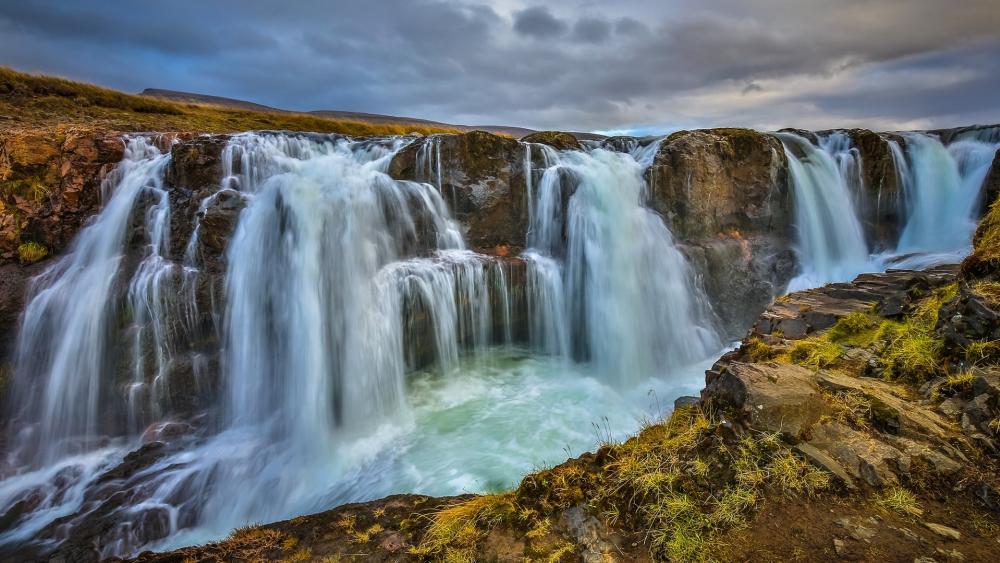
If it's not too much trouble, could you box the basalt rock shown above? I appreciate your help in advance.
[388,131,528,252]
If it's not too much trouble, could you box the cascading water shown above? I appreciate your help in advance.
[0,131,727,559]
[892,130,1000,254]
[6,138,173,466]
[777,132,871,290]
[523,142,720,385]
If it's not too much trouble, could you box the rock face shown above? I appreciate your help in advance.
[388,131,528,251]
[703,265,991,495]
[843,129,904,250]
[645,128,796,335]
[0,127,126,263]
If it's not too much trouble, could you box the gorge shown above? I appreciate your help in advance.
[1,84,999,560]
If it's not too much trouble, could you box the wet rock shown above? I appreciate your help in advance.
[673,395,700,411]
[646,129,795,334]
[843,129,904,249]
[140,420,194,444]
[645,128,790,241]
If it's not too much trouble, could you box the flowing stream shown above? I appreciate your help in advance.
[0,133,722,557]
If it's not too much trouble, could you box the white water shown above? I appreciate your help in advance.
[1,132,723,558]
[777,132,871,291]
[523,143,720,385]
[893,130,1000,253]
[6,138,172,466]
[779,127,999,291]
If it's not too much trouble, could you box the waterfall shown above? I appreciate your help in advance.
[523,143,720,386]
[1,131,729,558]
[7,138,172,466]
[893,130,1000,253]
[777,132,871,290]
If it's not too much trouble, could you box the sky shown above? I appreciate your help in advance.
[1,0,998,134]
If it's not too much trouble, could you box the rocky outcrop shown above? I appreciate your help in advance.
[843,129,905,250]
[388,131,528,252]
[703,264,996,497]
[0,127,125,264]
[645,128,795,334]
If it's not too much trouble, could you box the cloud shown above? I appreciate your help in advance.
[0,0,997,132]
[512,6,567,39]
[573,17,611,43]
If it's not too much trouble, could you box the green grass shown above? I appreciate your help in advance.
[0,66,460,136]
[789,338,842,369]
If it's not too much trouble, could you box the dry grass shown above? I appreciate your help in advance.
[16,240,47,263]
[874,487,922,516]
[409,493,518,560]
[0,66,460,136]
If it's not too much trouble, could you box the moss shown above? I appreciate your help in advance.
[877,285,953,384]
[789,337,842,369]
[971,281,1000,308]
[964,196,1000,276]
[17,240,48,263]
[942,372,976,395]
[964,340,1000,367]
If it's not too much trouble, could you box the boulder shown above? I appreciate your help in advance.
[843,129,904,250]
[701,361,830,440]
[645,128,790,241]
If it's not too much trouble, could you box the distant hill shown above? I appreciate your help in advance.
[140,88,603,140]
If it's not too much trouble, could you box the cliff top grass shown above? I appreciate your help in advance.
[0,67,460,137]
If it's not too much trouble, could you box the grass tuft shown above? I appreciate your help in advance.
[874,487,922,516]
[789,337,842,369]
[17,240,48,264]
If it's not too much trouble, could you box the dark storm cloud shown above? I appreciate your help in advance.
[1,0,998,132]
[573,18,612,44]
[512,6,567,39]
